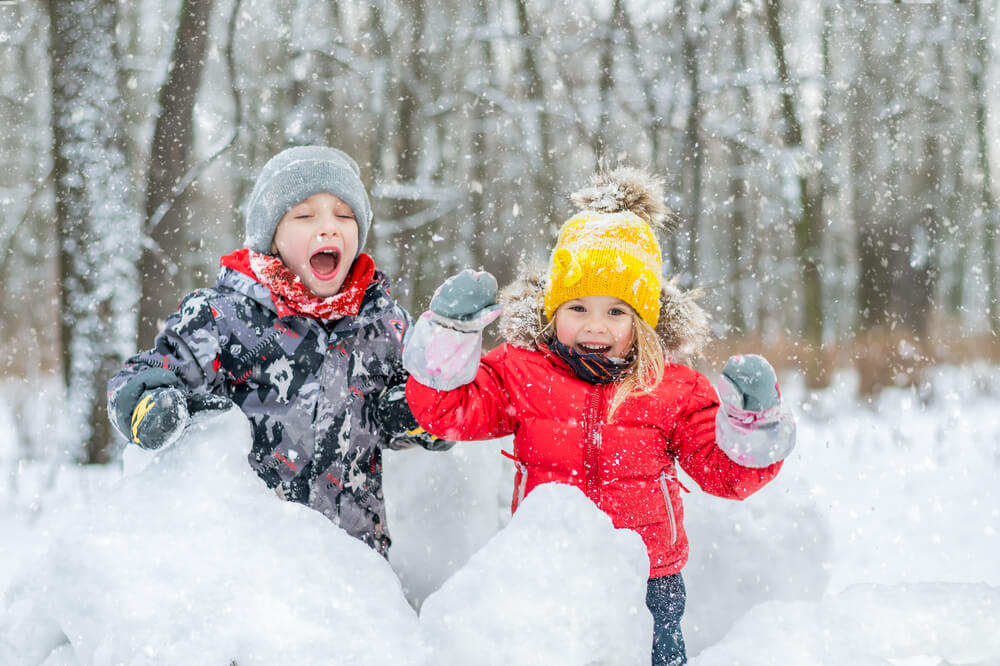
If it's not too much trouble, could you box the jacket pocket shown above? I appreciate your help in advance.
[659,471,678,545]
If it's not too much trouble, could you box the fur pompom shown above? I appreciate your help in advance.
[569,166,675,231]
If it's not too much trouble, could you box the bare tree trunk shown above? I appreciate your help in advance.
[763,0,827,386]
[48,0,140,463]
[971,0,998,338]
[679,0,702,285]
[727,15,754,337]
[514,0,557,240]
[597,3,616,158]
[139,0,215,348]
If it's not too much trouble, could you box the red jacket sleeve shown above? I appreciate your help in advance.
[669,371,782,500]
[405,345,518,441]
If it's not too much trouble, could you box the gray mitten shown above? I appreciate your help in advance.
[430,269,500,321]
[721,354,780,412]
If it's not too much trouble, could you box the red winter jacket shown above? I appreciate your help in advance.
[406,342,783,579]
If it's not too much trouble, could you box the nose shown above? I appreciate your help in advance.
[582,314,607,334]
[315,213,341,238]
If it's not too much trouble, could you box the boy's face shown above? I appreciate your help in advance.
[271,192,359,298]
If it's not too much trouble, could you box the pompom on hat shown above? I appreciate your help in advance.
[244,145,373,258]
[544,167,672,329]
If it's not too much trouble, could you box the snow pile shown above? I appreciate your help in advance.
[0,408,424,666]
[1,409,655,666]
[419,483,653,666]
[384,442,506,608]
[681,479,831,653]
[692,582,1000,665]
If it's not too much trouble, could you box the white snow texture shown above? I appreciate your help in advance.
[1,363,999,665]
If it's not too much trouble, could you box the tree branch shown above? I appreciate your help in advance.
[145,0,244,235]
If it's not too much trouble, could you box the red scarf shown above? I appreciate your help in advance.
[220,249,375,321]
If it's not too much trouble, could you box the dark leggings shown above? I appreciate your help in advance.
[646,574,687,666]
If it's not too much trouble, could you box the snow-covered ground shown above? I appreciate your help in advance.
[1,363,998,665]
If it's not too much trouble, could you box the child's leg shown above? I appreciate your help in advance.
[646,574,687,666]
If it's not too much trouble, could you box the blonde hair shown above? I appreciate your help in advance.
[540,308,666,422]
[607,313,665,421]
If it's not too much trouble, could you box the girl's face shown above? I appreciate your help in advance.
[553,295,635,359]
[271,192,359,298]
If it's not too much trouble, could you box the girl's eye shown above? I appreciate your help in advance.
[609,308,626,316]
[568,305,586,313]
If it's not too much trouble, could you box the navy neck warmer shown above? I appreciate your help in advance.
[546,338,632,385]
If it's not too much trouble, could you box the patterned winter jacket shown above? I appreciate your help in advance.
[108,249,445,556]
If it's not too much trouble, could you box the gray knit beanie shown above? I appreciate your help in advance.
[244,145,373,257]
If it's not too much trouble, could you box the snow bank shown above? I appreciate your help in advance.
[420,483,653,666]
[692,582,1000,665]
[384,441,506,608]
[0,408,424,666]
[681,476,832,654]
[1,411,657,666]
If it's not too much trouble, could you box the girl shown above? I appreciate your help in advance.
[402,167,795,665]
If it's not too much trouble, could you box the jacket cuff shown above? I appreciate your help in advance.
[402,309,497,391]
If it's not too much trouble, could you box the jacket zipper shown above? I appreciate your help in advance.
[583,386,603,502]
[659,471,678,545]
[501,449,528,507]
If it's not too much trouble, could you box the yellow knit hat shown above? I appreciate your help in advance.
[543,167,671,329]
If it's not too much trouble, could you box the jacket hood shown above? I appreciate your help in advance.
[498,263,711,358]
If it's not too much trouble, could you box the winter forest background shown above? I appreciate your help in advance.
[1,0,1000,664]
[0,0,996,463]
[0,0,995,466]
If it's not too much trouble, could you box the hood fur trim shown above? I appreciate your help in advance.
[569,166,676,231]
[498,264,710,358]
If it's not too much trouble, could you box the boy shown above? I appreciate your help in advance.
[107,145,446,556]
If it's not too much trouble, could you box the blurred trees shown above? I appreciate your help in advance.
[0,0,997,460]
[48,0,139,463]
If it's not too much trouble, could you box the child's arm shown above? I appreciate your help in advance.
[374,308,454,451]
[107,290,230,449]
[403,270,517,441]
[670,356,795,500]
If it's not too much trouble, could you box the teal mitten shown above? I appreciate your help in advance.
[721,354,780,412]
[430,269,499,321]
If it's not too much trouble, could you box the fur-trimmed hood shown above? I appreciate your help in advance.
[497,264,711,358]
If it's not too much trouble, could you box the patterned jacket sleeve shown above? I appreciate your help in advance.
[106,289,226,440]
[376,305,454,451]
[669,370,782,500]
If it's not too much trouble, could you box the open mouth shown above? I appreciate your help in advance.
[309,247,341,280]
[577,342,613,355]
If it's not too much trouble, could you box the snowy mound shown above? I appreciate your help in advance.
[0,408,424,666]
[1,411,657,666]
[692,582,1000,665]
[420,483,653,666]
